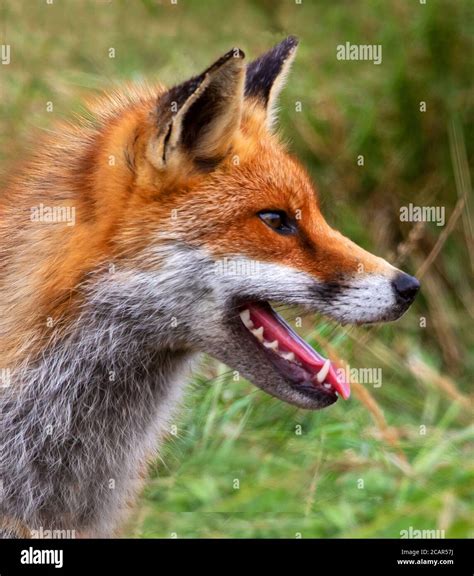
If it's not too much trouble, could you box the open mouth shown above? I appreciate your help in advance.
[238,302,350,402]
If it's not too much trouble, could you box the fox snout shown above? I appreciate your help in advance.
[281,224,421,325]
[302,265,420,326]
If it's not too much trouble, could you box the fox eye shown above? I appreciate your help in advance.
[258,210,297,235]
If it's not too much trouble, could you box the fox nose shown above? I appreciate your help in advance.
[391,272,420,304]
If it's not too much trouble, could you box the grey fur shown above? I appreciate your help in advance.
[0,256,200,536]
[1,240,412,537]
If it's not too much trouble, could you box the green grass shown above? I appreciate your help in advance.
[1,0,473,538]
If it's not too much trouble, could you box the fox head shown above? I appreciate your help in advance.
[78,37,420,409]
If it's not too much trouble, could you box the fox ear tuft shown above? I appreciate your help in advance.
[152,48,245,170]
[245,36,298,129]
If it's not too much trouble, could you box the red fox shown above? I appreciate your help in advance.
[0,37,419,537]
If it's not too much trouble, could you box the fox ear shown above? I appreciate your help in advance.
[151,48,245,170]
[245,36,298,129]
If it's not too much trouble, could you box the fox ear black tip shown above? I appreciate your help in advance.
[232,47,246,59]
[284,35,299,49]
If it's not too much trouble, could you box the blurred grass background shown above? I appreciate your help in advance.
[1,0,472,538]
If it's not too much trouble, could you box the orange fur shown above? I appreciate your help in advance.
[1,84,392,369]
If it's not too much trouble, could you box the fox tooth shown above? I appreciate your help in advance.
[323,383,332,390]
[316,359,331,383]
[239,309,254,329]
[251,326,264,341]
[281,351,295,362]
[263,340,279,350]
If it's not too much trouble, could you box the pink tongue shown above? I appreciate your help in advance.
[247,303,350,400]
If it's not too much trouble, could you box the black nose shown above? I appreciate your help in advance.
[392,273,420,304]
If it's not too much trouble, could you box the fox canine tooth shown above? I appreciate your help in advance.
[323,383,332,390]
[281,351,295,362]
[316,359,331,383]
[263,340,279,350]
[251,326,264,341]
[239,309,254,329]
